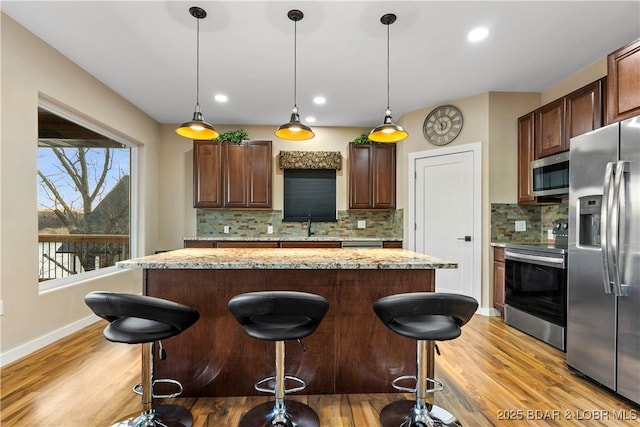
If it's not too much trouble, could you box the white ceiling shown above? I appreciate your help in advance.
[3,1,640,128]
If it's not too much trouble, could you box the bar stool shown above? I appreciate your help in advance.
[373,292,478,427]
[85,291,200,427]
[228,291,329,427]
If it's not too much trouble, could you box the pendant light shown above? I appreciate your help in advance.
[275,9,315,141]
[176,6,218,140]
[369,13,408,143]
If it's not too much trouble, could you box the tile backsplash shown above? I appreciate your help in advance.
[491,202,568,243]
[196,209,403,239]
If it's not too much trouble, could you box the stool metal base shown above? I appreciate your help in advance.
[379,400,462,427]
[238,400,319,427]
[112,404,193,427]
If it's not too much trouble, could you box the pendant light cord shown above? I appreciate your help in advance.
[196,17,201,107]
[386,22,390,111]
[293,18,298,108]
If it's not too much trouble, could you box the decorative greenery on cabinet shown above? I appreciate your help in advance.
[214,129,249,144]
[350,133,374,144]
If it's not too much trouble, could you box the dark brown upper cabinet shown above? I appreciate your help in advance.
[194,140,272,208]
[607,38,640,124]
[533,78,606,160]
[518,78,605,205]
[535,98,566,158]
[193,140,223,208]
[565,78,605,145]
[517,112,536,204]
[348,143,396,210]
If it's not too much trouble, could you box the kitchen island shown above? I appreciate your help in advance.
[116,248,456,397]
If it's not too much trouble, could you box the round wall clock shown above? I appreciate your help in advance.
[423,105,463,145]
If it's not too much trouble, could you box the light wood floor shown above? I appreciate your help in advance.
[2,315,638,426]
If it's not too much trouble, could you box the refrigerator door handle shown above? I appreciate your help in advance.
[601,162,614,294]
[610,160,629,296]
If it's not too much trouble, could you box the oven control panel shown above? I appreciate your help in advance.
[553,220,569,247]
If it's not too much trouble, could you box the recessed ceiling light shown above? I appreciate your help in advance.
[468,27,489,42]
[214,94,228,102]
[306,116,316,123]
[313,96,326,105]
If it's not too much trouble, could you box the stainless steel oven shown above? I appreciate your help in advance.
[504,242,567,351]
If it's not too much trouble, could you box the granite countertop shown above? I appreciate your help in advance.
[184,236,403,242]
[116,248,456,270]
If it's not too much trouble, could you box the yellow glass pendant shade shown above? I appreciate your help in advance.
[369,110,407,143]
[275,108,315,140]
[176,108,218,140]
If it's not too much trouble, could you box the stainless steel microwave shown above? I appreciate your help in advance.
[531,151,570,197]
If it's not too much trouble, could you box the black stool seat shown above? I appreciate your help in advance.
[374,292,478,427]
[85,291,200,427]
[85,292,200,344]
[374,292,477,340]
[228,291,328,341]
[228,291,329,427]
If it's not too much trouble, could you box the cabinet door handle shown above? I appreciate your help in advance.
[457,236,472,242]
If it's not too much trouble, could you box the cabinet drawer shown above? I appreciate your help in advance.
[280,241,342,248]
[184,240,215,248]
[383,241,403,249]
[216,241,279,248]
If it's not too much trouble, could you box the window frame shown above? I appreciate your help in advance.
[37,97,139,292]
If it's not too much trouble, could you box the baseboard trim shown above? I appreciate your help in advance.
[477,307,501,317]
[0,315,99,367]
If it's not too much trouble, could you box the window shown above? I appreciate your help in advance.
[283,169,337,222]
[37,104,134,288]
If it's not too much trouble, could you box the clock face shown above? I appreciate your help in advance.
[423,105,463,145]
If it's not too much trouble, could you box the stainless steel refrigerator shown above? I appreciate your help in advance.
[568,115,640,405]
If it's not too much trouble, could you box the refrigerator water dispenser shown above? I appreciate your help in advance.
[578,196,601,247]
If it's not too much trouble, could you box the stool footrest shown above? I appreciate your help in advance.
[254,375,306,395]
[133,378,184,399]
[391,375,444,394]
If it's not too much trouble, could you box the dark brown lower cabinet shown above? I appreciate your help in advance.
[183,240,402,249]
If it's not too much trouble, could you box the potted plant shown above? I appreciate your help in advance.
[215,129,249,144]
[351,133,373,144]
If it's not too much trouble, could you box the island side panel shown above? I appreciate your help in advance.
[146,268,336,397]
[335,269,435,393]
[145,267,434,397]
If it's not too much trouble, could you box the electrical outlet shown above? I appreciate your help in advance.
[267,225,273,234]
[547,229,554,240]
[515,220,526,232]
[0,300,4,316]
[223,225,230,234]
[357,220,366,229]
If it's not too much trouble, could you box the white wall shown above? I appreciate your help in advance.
[0,13,160,363]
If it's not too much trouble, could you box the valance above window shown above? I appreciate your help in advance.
[278,151,342,170]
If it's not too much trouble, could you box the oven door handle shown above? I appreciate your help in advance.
[505,251,565,266]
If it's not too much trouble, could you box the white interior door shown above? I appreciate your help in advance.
[411,145,480,300]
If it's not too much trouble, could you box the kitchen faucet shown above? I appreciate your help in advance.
[307,213,314,237]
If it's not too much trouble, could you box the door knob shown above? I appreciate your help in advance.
[457,236,472,242]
